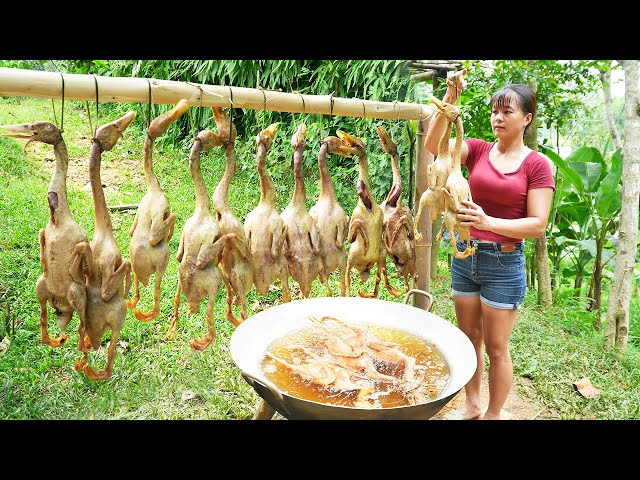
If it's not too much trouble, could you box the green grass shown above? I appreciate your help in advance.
[1,96,639,420]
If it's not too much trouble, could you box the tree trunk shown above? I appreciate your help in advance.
[604,60,640,353]
[535,237,552,306]
[600,64,623,151]
[525,70,553,306]
[586,228,604,329]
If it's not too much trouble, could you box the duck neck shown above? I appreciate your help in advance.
[257,142,276,207]
[189,139,211,213]
[452,116,464,170]
[213,142,235,213]
[143,133,161,191]
[290,145,307,208]
[357,154,371,190]
[89,140,112,235]
[438,118,454,160]
[48,138,71,224]
[317,142,335,200]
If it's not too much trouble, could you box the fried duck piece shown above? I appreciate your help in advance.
[309,136,350,297]
[69,112,136,381]
[244,124,291,302]
[432,97,476,259]
[167,129,236,351]
[338,131,387,298]
[0,122,88,349]
[264,351,366,392]
[308,316,399,384]
[309,316,415,383]
[211,107,253,325]
[127,100,188,322]
[281,124,321,299]
[377,126,416,296]
[414,108,455,238]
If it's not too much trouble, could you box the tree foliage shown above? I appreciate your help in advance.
[455,60,608,150]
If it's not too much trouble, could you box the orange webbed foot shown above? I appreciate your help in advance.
[42,332,67,348]
[454,246,477,259]
[78,334,92,352]
[190,333,215,351]
[166,316,178,341]
[74,353,88,371]
[125,297,139,309]
[134,308,159,322]
[358,289,376,299]
[385,283,404,298]
[226,311,241,327]
[81,364,112,381]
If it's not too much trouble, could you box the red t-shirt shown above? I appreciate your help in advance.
[464,138,556,243]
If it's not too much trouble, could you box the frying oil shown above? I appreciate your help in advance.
[262,323,449,409]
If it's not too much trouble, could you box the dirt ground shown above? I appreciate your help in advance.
[37,141,144,195]
[432,376,550,420]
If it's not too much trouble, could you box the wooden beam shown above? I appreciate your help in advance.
[0,68,436,122]
[411,71,436,83]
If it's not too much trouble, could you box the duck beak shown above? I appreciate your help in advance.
[334,130,362,156]
[148,99,188,138]
[431,96,444,111]
[113,111,136,133]
[0,123,33,139]
[263,123,278,137]
[376,125,397,156]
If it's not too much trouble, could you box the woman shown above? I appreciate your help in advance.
[425,69,555,420]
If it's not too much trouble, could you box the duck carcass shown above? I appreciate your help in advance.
[69,111,136,381]
[377,126,416,296]
[244,124,291,303]
[127,100,189,321]
[167,129,236,351]
[338,131,387,298]
[0,121,88,349]
[308,136,351,297]
[432,98,476,259]
[211,107,253,325]
[281,123,321,299]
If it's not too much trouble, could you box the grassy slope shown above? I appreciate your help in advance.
[0,97,638,420]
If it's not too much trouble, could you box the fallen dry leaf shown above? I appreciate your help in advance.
[573,377,600,398]
[0,337,10,356]
[116,339,129,353]
[181,390,197,402]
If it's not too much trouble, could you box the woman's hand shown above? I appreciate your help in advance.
[457,199,494,231]
[445,68,467,104]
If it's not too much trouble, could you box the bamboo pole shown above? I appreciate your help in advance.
[0,68,435,121]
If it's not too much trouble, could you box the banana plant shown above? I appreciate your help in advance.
[541,145,622,322]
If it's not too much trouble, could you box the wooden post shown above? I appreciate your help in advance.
[413,113,435,309]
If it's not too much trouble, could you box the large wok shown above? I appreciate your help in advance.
[230,292,477,420]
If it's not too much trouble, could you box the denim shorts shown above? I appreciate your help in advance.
[450,238,526,310]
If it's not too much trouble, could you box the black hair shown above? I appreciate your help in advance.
[491,84,536,135]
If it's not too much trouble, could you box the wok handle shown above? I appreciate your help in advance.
[403,289,434,312]
[242,371,292,417]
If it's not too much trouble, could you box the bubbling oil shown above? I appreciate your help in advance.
[262,322,450,409]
